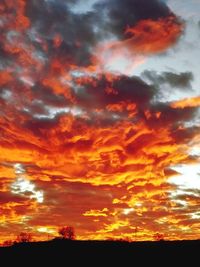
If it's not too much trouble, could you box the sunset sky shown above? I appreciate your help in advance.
[0,0,200,243]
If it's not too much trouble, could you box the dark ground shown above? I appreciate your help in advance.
[0,239,199,264]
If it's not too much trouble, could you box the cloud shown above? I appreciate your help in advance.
[75,74,155,113]
[83,208,108,217]
[124,17,183,54]
[170,96,200,108]
[95,0,174,38]
[143,70,193,90]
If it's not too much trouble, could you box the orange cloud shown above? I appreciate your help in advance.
[83,208,108,217]
[125,16,183,54]
[94,16,183,74]
[1,0,30,31]
[170,96,200,108]
[0,71,13,86]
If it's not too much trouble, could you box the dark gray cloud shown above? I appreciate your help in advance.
[95,0,173,38]
[76,75,155,109]
[0,0,184,122]
[25,0,100,66]
[145,103,198,129]
[23,0,180,67]
[142,70,193,90]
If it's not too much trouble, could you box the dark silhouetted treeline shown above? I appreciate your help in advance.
[0,239,200,264]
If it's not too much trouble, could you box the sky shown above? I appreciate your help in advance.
[0,0,200,243]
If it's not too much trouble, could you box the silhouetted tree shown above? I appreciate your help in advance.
[153,232,164,241]
[16,232,32,243]
[58,226,75,240]
[3,240,13,247]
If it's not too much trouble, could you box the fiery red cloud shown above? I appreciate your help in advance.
[125,16,183,54]
[0,0,200,244]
